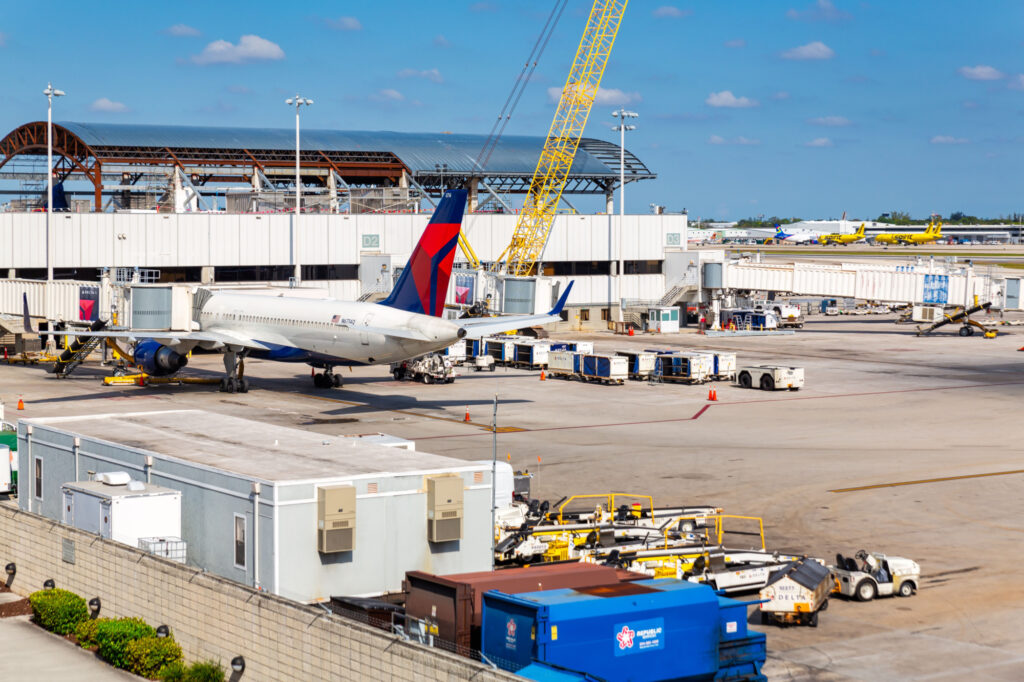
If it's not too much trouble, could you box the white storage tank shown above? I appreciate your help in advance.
[62,476,182,548]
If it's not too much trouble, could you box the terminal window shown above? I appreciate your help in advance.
[34,458,43,500]
[601,308,610,321]
[580,309,590,321]
[233,514,246,569]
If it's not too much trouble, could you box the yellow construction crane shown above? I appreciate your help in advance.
[492,0,628,277]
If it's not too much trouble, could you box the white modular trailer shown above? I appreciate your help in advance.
[61,479,182,548]
[21,411,506,603]
[546,350,579,377]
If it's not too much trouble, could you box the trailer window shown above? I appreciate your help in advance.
[34,457,43,500]
[233,514,246,569]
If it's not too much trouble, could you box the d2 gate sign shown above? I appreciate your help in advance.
[923,274,949,305]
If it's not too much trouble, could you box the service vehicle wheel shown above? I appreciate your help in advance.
[392,369,403,381]
[760,375,775,391]
[424,374,435,385]
[898,581,914,597]
[738,372,752,388]
[959,327,970,337]
[490,364,496,372]
[760,611,770,625]
[809,611,819,628]
[856,580,877,602]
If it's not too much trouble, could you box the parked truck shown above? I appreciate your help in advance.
[737,365,804,391]
[753,300,804,328]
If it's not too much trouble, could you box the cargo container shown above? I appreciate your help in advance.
[482,579,766,681]
[404,563,623,655]
[580,354,627,385]
[759,559,831,627]
[549,341,594,355]
[441,340,467,364]
[514,340,551,368]
[648,350,711,384]
[702,351,737,380]
[485,337,517,364]
[547,350,580,378]
[617,350,658,380]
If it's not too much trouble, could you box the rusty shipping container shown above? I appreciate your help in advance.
[403,562,633,655]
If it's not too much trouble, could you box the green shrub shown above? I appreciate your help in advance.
[28,588,89,634]
[184,661,226,682]
[157,660,187,681]
[75,617,109,648]
[126,635,183,678]
[96,617,156,669]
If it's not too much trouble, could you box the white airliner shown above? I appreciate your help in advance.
[771,226,826,244]
[32,190,572,392]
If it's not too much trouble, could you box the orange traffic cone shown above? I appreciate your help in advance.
[628,327,634,336]
[137,375,145,387]
[17,396,25,410]
[707,388,714,401]
[464,406,471,422]
[540,370,546,381]
[712,388,718,401]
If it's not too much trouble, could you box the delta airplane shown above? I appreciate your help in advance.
[31,189,572,392]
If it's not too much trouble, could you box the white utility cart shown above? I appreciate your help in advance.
[830,550,920,601]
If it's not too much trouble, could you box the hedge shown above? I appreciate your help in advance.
[126,635,184,678]
[96,617,156,670]
[75,617,110,648]
[28,588,89,635]
[158,660,226,682]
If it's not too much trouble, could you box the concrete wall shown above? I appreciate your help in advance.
[0,504,516,681]
[0,211,685,270]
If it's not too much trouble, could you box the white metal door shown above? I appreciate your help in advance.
[62,490,74,526]
[100,501,112,538]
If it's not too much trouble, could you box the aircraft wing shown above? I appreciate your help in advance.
[51,328,272,351]
[457,282,574,340]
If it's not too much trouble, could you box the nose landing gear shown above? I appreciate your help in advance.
[312,367,342,389]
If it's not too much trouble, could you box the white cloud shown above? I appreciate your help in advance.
[808,115,850,127]
[708,134,760,146]
[781,41,835,60]
[191,35,285,65]
[369,88,405,102]
[786,0,851,22]
[653,6,692,18]
[547,86,641,106]
[1010,75,1024,90]
[930,135,968,145]
[326,16,362,31]
[434,34,450,48]
[804,137,834,147]
[165,24,200,37]
[705,90,758,108]
[90,97,128,113]
[957,65,1004,81]
[397,68,443,84]
[771,91,791,100]
[724,39,746,48]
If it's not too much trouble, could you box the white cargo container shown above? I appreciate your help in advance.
[573,341,595,355]
[62,477,182,548]
[547,350,579,378]
[703,351,737,380]
[441,340,467,364]
[676,352,714,382]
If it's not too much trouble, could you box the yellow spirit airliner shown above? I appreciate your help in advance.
[875,221,944,246]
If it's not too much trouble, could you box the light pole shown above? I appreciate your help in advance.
[43,83,64,323]
[611,109,637,323]
[286,94,313,283]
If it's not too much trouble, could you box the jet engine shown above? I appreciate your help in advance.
[133,339,188,376]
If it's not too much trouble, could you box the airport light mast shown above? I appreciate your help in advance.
[43,82,64,323]
[611,108,636,322]
[286,94,313,283]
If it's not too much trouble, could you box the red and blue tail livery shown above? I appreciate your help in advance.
[380,189,467,317]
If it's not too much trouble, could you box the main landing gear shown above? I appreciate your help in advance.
[312,367,342,389]
[220,350,250,393]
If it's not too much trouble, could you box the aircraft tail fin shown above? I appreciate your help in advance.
[379,189,468,317]
[856,223,865,236]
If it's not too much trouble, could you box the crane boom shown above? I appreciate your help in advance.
[494,0,628,276]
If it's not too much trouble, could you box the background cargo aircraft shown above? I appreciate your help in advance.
[28,189,572,392]
[875,221,943,246]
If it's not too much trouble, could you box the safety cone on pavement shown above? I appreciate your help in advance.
[707,388,714,401]
[464,406,471,422]
[540,370,546,381]
[712,388,718,401]
[137,375,145,387]
[17,396,24,410]
[628,327,634,336]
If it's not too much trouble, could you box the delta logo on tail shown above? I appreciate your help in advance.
[380,189,467,316]
[874,220,943,246]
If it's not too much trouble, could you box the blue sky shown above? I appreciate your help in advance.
[1,0,1022,220]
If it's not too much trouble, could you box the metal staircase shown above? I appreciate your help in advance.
[50,320,108,377]
[658,271,700,306]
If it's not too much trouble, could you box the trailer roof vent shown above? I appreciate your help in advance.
[96,472,132,486]
[126,480,146,492]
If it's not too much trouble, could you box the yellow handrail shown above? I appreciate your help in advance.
[554,492,653,524]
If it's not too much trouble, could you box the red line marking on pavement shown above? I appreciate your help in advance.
[412,380,1024,441]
